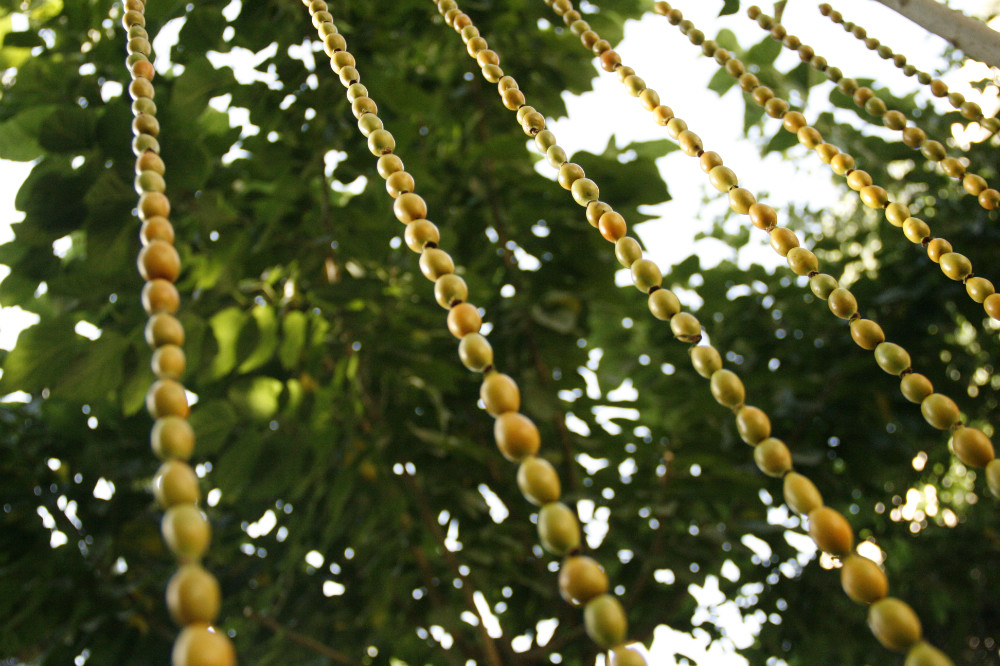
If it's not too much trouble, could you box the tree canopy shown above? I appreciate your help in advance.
[0,0,998,664]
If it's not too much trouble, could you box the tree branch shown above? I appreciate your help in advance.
[869,0,1000,69]
[243,608,364,665]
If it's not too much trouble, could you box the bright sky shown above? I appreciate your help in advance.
[1,1,997,663]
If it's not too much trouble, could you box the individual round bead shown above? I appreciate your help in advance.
[926,238,952,263]
[599,212,627,242]
[846,170,873,191]
[808,506,854,557]
[142,279,180,314]
[385,171,414,198]
[938,252,972,281]
[860,185,889,209]
[987,459,1000,499]
[167,564,221,626]
[404,219,440,253]
[902,127,926,148]
[984,293,1000,320]
[481,373,520,417]
[677,130,702,156]
[494,412,541,462]
[154,460,200,507]
[367,129,395,156]
[868,598,922,652]
[648,289,681,321]
[754,437,792,477]
[631,259,662,293]
[900,373,933,404]
[615,237,642,268]
[689,345,722,379]
[538,502,580,555]
[447,302,481,338]
[162,504,210,560]
[874,342,910,375]
[883,110,907,131]
[587,201,613,228]
[769,227,798,256]
[965,277,995,303]
[558,163,585,190]
[729,188,756,215]
[749,203,777,231]
[419,248,454,281]
[377,154,403,179]
[850,319,885,350]
[394,193,427,223]
[669,312,701,343]
[797,126,823,148]
[830,153,855,175]
[152,417,195,460]
[708,166,738,192]
[172,624,236,666]
[357,113,385,138]
[434,274,467,309]
[147,378,189,418]
[571,178,599,206]
[905,642,955,666]
[710,369,744,408]
[459,333,493,372]
[841,555,889,605]
[699,151,722,173]
[809,273,839,299]
[920,393,960,430]
[583,594,628,648]
[884,202,909,227]
[559,555,609,607]
[152,345,186,379]
[736,406,771,445]
[827,287,858,319]
[940,157,965,178]
[902,217,931,244]
[950,427,994,468]
[784,472,823,515]
[787,247,818,276]
[145,312,184,347]
[517,456,561,506]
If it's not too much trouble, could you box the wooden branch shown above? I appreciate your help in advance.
[869,0,1000,69]
[244,608,364,665]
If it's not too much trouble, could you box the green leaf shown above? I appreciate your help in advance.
[0,113,44,161]
[715,28,740,51]
[719,0,740,16]
[708,67,737,96]
[278,310,307,370]
[187,399,239,455]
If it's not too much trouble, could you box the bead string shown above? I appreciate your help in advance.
[748,7,1000,219]
[535,0,983,660]
[122,2,237,664]
[668,5,1000,325]
[303,1,648,662]
[647,2,1000,480]
[818,1,1000,137]
[446,0,957,658]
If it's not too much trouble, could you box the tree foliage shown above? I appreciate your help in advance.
[0,0,998,664]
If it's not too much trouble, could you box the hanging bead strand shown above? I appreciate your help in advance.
[818,2,1000,138]
[303,3,646,663]
[658,5,1000,324]
[748,8,1000,221]
[123,2,236,665]
[741,8,1000,324]
[448,0,958,659]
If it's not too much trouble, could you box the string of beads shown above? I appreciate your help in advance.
[659,3,1000,326]
[742,7,1000,325]
[818,1,1000,136]
[447,0,959,659]
[540,0,988,660]
[303,1,647,662]
[122,1,236,664]
[648,2,1000,492]
[748,7,1000,221]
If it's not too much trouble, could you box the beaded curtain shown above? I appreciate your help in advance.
[0,0,998,664]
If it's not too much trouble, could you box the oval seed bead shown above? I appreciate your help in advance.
[571,178,599,206]
[951,427,995,468]
[754,437,792,477]
[810,273,839,299]
[850,319,885,350]
[938,252,972,281]
[830,153,855,175]
[599,212,627,242]
[921,393,960,430]
[709,369,745,408]
[926,238,952,263]
[846,170,873,191]
[434,274,468,309]
[966,277,995,303]
[558,163,585,190]
[828,287,858,319]
[708,165,738,192]
[670,312,701,343]
[648,289,681,321]
[787,247,818,276]
[769,227,798,256]
[615,237,642,268]
[631,259,662,292]
[900,373,933,404]
[459,333,493,372]
[874,342,911,375]
[860,185,889,209]
[884,202,908,227]
[419,248,455,280]
[749,203,777,231]
[902,217,931,244]
[729,188,756,214]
